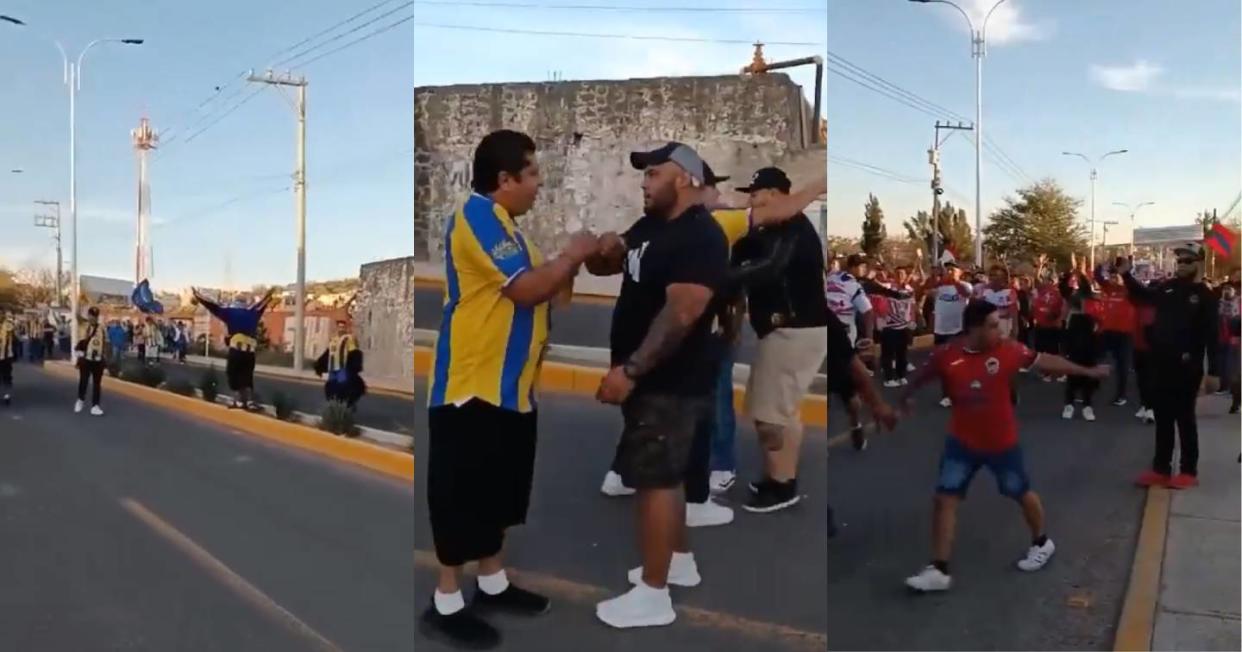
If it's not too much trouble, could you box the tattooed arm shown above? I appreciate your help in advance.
[623,283,714,378]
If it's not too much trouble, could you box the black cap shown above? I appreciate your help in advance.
[736,166,792,193]
[846,253,868,268]
[629,142,708,184]
[702,161,729,187]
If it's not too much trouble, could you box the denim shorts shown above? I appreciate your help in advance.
[935,436,1030,499]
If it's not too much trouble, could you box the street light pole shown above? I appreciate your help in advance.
[1112,201,1155,257]
[910,0,1008,265]
[2,16,142,347]
[1061,149,1127,269]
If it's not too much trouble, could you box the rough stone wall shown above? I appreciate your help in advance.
[355,257,416,381]
[414,73,817,262]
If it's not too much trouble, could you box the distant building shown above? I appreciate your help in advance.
[79,275,133,306]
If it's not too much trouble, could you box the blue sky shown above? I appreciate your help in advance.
[827,0,1241,247]
[0,0,413,290]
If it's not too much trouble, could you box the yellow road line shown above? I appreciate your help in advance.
[413,347,829,429]
[43,364,414,482]
[412,550,826,652]
[1113,486,1171,652]
[121,498,343,652]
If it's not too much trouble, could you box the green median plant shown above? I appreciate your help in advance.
[271,391,299,422]
[319,400,360,437]
[198,366,220,404]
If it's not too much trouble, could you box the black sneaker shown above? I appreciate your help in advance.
[742,479,802,513]
[850,426,867,451]
[472,584,550,616]
[1230,400,1239,415]
[1112,397,1127,407]
[419,605,500,650]
[747,476,782,495]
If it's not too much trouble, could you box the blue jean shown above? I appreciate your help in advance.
[936,436,1031,499]
[709,343,738,472]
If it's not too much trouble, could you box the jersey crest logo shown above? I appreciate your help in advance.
[985,357,1000,375]
[490,239,522,261]
[1189,294,1200,305]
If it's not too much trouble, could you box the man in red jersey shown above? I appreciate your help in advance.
[898,300,1109,592]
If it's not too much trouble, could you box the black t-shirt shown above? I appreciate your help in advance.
[611,205,729,396]
[732,214,830,338]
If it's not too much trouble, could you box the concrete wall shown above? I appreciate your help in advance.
[413,73,820,264]
[354,257,417,382]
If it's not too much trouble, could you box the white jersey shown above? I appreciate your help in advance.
[825,271,872,346]
[932,280,973,336]
[879,283,916,330]
[980,286,1017,337]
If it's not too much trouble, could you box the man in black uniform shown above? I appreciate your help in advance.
[1120,243,1219,489]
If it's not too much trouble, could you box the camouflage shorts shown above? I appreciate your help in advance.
[616,393,709,490]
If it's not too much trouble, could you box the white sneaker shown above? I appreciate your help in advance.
[904,565,952,592]
[1061,405,1074,420]
[1134,407,1147,419]
[939,397,952,408]
[601,470,635,497]
[90,405,104,417]
[627,552,701,588]
[686,500,734,528]
[1082,406,1096,422]
[1016,538,1056,571]
[1019,367,1029,374]
[907,363,916,372]
[1143,409,1155,424]
[596,583,676,629]
[1056,376,1067,383]
[709,470,736,494]
[900,378,909,386]
[74,400,84,414]
[883,380,900,388]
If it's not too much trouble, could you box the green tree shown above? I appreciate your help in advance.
[256,319,272,351]
[982,179,1086,270]
[902,201,975,264]
[0,269,19,312]
[860,194,887,256]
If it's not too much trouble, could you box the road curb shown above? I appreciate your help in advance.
[1113,486,1171,652]
[413,347,829,429]
[43,362,415,483]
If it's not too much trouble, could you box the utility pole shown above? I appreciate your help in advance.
[34,200,63,307]
[929,121,973,265]
[248,69,308,372]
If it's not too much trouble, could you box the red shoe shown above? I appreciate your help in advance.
[1134,470,1170,487]
[1167,473,1199,490]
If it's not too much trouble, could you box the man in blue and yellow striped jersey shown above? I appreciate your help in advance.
[422,129,600,650]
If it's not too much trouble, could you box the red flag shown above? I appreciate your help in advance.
[1206,223,1237,257]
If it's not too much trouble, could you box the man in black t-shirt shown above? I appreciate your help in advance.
[731,167,835,513]
[591,142,729,630]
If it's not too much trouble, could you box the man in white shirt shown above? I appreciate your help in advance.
[825,254,874,450]
[927,258,974,407]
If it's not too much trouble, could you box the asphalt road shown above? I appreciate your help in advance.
[827,370,1190,651]
[155,358,413,436]
[412,380,830,652]
[0,364,415,651]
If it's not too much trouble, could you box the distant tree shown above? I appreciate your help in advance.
[982,180,1086,270]
[902,201,975,265]
[860,194,887,257]
[256,320,272,351]
[0,269,19,312]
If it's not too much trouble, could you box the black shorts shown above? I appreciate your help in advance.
[828,371,856,401]
[226,349,256,392]
[615,393,707,490]
[0,359,12,385]
[427,399,537,567]
[1033,327,1061,355]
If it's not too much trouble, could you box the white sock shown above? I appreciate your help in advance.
[671,551,694,567]
[638,580,670,597]
[434,590,465,616]
[477,569,510,596]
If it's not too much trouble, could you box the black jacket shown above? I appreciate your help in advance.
[1122,272,1218,371]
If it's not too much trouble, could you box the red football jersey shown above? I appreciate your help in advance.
[931,339,1039,452]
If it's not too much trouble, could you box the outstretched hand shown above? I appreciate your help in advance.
[1087,364,1111,380]
[871,401,899,432]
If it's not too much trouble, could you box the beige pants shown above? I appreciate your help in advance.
[746,326,829,427]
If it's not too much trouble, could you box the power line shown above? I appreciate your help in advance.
[410,22,823,46]
[154,185,291,230]
[291,12,415,70]
[266,0,403,64]
[410,1,825,12]
[271,1,415,69]
[829,154,924,184]
[182,86,267,144]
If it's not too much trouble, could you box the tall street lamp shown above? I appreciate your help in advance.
[1113,201,1155,257]
[1061,149,1128,269]
[909,0,1008,265]
[4,15,142,347]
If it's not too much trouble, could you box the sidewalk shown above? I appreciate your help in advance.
[1151,398,1241,651]
[183,354,412,396]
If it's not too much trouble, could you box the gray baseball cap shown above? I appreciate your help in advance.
[629,142,707,184]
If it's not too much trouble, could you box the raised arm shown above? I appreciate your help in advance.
[192,289,225,319]
[749,174,827,227]
[1031,352,1110,379]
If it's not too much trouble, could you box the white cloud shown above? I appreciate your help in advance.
[1089,60,1164,92]
[957,0,1052,45]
